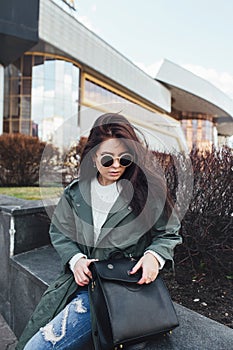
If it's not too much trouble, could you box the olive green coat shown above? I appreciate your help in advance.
[16,179,182,350]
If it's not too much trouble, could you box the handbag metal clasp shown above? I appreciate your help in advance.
[91,280,96,292]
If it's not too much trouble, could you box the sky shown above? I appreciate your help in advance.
[76,0,233,100]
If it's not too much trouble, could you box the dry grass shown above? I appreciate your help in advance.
[0,187,62,200]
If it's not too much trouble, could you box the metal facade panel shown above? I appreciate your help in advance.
[0,0,39,39]
[0,0,39,65]
[39,0,171,112]
[156,59,233,117]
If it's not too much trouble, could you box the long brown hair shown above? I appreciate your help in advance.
[79,113,173,223]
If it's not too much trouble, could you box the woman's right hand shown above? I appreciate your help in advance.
[73,258,98,286]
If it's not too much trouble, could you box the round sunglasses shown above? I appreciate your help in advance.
[99,153,134,168]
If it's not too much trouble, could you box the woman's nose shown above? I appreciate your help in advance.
[112,158,120,167]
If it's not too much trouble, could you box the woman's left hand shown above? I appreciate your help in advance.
[130,253,159,284]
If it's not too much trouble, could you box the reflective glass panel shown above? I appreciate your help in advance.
[83,79,187,152]
[4,54,80,142]
[31,55,80,144]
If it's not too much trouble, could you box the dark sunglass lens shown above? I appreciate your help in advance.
[101,155,113,167]
[120,154,133,167]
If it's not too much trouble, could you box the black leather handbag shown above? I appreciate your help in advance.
[89,258,179,350]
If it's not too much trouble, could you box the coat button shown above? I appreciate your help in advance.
[128,206,132,211]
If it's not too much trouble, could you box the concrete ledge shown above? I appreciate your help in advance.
[149,303,233,350]
[0,196,54,329]
[10,246,61,337]
[11,245,61,286]
[0,195,53,255]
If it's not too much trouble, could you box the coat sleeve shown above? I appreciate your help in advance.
[49,193,84,269]
[145,205,182,268]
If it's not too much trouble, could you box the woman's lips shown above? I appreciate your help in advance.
[109,172,120,176]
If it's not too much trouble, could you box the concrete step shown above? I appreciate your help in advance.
[0,313,18,350]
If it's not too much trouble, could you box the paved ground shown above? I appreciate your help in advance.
[0,314,18,350]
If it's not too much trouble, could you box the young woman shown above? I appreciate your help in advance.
[17,113,182,350]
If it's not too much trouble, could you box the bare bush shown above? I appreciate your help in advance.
[162,147,233,278]
[0,134,59,186]
[62,137,87,186]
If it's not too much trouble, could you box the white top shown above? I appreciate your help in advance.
[90,176,120,244]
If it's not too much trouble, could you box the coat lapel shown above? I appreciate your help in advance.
[70,180,94,250]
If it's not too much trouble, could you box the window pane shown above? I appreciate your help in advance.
[3,120,10,133]
[44,60,55,91]
[12,120,19,133]
[10,97,20,118]
[3,97,10,119]
[10,58,21,78]
[23,56,32,77]
[22,78,32,95]
[21,96,31,119]
[20,120,31,134]
[10,78,21,95]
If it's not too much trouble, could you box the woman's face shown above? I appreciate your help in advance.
[94,138,130,186]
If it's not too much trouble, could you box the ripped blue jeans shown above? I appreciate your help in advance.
[24,291,94,350]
